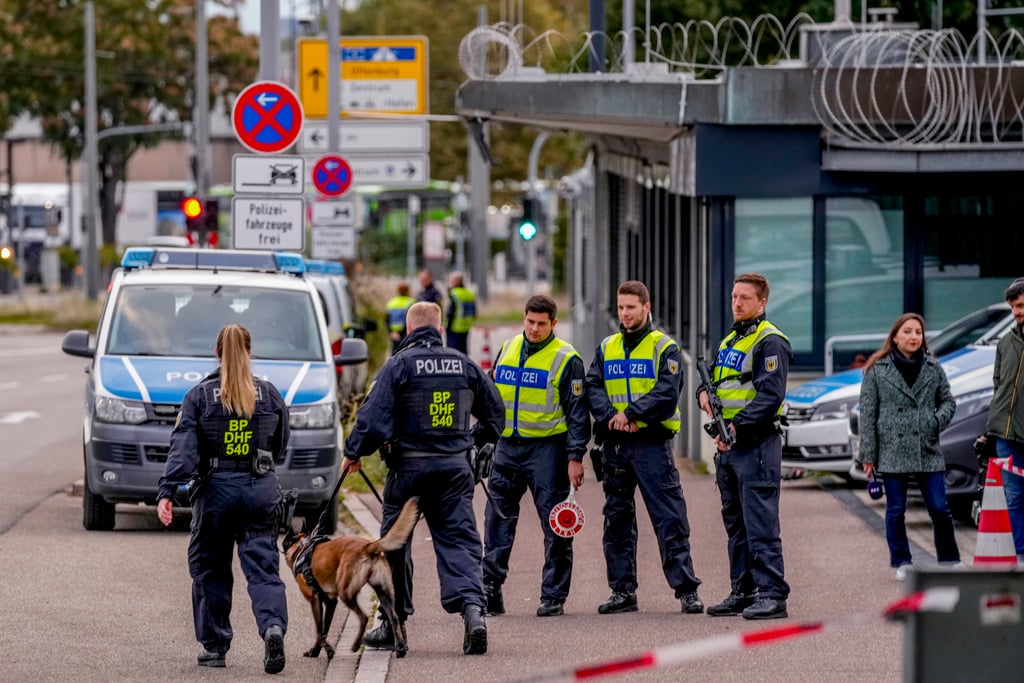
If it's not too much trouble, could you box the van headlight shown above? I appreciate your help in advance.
[95,396,147,424]
[290,402,336,429]
[810,399,852,422]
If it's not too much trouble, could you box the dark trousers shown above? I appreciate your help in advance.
[380,455,484,619]
[715,436,789,599]
[602,439,701,596]
[996,438,1024,559]
[187,472,287,653]
[881,471,961,566]
[446,330,469,355]
[483,438,573,602]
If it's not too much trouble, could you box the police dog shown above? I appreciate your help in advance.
[282,498,419,659]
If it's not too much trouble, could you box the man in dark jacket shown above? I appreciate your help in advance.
[416,268,443,306]
[987,277,1024,562]
[343,302,504,655]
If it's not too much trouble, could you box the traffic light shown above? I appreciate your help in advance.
[518,196,539,241]
[182,196,203,232]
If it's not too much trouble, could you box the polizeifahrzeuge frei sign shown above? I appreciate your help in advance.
[231,197,305,249]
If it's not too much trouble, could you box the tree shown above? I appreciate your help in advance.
[1,0,258,246]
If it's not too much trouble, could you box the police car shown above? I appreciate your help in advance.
[61,247,367,532]
[781,303,1012,480]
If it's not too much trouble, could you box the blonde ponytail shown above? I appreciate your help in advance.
[216,324,256,418]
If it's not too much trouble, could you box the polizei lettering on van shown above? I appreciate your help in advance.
[414,358,464,375]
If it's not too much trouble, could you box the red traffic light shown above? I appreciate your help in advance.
[182,197,203,219]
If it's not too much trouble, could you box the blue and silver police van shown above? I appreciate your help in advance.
[61,247,367,532]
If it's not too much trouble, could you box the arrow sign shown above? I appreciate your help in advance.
[312,200,356,227]
[345,155,429,187]
[299,121,429,154]
[0,410,41,425]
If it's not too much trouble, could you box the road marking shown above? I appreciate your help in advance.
[0,410,41,425]
[40,374,67,383]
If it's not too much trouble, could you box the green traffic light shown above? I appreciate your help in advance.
[519,221,537,241]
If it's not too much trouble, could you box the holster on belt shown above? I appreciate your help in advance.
[589,445,605,482]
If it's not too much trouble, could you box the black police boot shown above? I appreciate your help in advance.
[197,649,225,668]
[462,604,488,655]
[706,590,758,617]
[263,625,285,675]
[536,599,565,617]
[484,581,505,616]
[597,591,638,615]
[363,619,396,649]
[742,597,788,620]
[680,591,704,614]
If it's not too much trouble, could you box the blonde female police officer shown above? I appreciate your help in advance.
[157,324,290,674]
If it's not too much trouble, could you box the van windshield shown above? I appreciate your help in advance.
[107,284,324,361]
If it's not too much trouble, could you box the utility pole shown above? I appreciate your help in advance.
[83,1,100,300]
[327,0,340,153]
[194,0,211,246]
[260,0,281,81]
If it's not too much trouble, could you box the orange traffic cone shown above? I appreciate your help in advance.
[478,327,493,371]
[974,458,1018,568]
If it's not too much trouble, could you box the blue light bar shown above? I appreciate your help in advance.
[323,261,344,275]
[273,252,306,274]
[304,259,327,273]
[121,248,156,270]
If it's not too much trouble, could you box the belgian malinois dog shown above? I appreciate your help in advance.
[282,497,419,659]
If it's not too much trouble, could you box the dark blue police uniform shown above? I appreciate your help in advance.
[157,369,290,655]
[345,325,504,621]
[585,320,702,607]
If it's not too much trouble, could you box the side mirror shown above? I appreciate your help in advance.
[334,338,368,367]
[62,329,95,359]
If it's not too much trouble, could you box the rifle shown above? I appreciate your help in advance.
[696,355,735,448]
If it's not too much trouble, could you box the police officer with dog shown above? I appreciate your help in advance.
[482,294,590,618]
[157,324,290,674]
[343,301,504,655]
[697,272,791,620]
[585,280,704,616]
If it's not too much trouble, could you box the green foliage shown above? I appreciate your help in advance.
[58,244,79,270]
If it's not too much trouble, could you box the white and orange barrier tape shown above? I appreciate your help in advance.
[516,588,960,682]
[994,456,1024,479]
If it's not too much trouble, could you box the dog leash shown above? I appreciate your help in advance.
[312,467,351,536]
[358,468,385,505]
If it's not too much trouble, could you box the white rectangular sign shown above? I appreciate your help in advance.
[343,80,420,113]
[231,197,305,250]
[311,226,357,260]
[300,121,429,154]
[348,155,429,187]
[311,200,356,227]
[232,155,306,195]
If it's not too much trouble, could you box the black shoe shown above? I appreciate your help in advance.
[197,649,225,668]
[462,604,488,655]
[363,619,396,649]
[536,599,565,617]
[680,591,704,614]
[263,625,285,675]
[485,581,505,616]
[742,597,788,620]
[707,591,758,617]
[597,591,638,614]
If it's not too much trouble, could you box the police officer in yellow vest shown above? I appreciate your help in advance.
[698,272,791,620]
[585,280,703,616]
[483,295,590,618]
[386,282,415,354]
[446,271,477,355]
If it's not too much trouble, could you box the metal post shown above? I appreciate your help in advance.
[978,0,986,65]
[469,5,491,301]
[194,0,211,246]
[526,131,549,297]
[406,195,420,280]
[589,0,605,72]
[326,0,340,152]
[260,0,281,81]
[16,205,26,300]
[83,1,100,300]
[623,0,634,66]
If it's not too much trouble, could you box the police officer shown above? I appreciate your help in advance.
[483,295,590,617]
[446,271,477,355]
[697,272,791,620]
[416,268,443,306]
[156,324,289,674]
[585,280,703,615]
[344,302,504,655]
[385,282,415,354]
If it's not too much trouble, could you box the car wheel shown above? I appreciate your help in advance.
[82,470,116,531]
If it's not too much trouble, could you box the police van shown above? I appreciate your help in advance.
[61,247,367,532]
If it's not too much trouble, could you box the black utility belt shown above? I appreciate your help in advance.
[401,449,469,458]
[209,454,275,474]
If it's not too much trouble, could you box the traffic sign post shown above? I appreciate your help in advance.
[296,36,429,118]
[311,155,353,197]
[232,154,306,195]
[231,81,305,154]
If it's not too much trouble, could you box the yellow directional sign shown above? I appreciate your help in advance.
[297,36,429,119]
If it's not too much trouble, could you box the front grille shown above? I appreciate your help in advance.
[783,407,814,423]
[288,447,335,469]
[149,404,181,426]
[94,442,140,464]
[144,445,170,464]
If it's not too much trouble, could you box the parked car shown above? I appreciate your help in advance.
[848,343,997,521]
[781,302,1012,479]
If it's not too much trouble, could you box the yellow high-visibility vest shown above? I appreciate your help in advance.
[385,295,415,332]
[493,334,579,438]
[713,320,788,419]
[600,330,681,432]
[449,286,477,333]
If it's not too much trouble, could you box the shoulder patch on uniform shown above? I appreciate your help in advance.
[667,359,679,375]
[571,379,583,396]
[765,355,779,373]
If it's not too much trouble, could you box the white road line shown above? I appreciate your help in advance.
[40,374,67,383]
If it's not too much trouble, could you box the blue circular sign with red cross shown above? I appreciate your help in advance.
[231,81,304,154]
[312,154,353,197]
